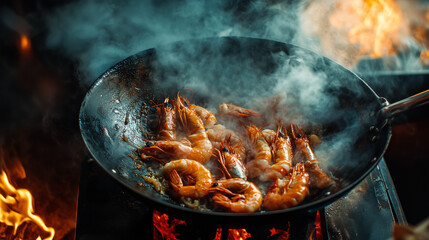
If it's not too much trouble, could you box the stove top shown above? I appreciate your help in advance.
[75,158,405,240]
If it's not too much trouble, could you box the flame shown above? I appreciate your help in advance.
[152,212,324,239]
[228,228,251,240]
[20,35,31,52]
[330,0,402,58]
[214,227,222,240]
[313,211,324,240]
[0,171,55,240]
[418,6,429,65]
[152,210,185,240]
[269,226,290,240]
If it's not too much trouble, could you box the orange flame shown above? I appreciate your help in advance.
[313,211,324,240]
[152,210,186,240]
[228,228,251,240]
[329,0,402,58]
[214,227,252,240]
[269,225,290,240]
[20,35,31,52]
[214,227,222,240]
[418,7,429,64]
[0,171,55,240]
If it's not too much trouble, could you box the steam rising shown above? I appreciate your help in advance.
[44,0,418,206]
[44,0,308,86]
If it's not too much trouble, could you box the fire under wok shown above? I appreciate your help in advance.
[79,37,429,222]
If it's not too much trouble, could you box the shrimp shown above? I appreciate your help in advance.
[262,126,293,181]
[141,95,213,163]
[206,124,246,161]
[290,124,332,189]
[176,95,213,163]
[263,163,310,210]
[178,96,217,128]
[163,159,213,198]
[214,141,247,180]
[157,97,177,141]
[245,124,272,179]
[261,129,276,146]
[218,103,261,118]
[209,178,262,213]
[191,105,217,129]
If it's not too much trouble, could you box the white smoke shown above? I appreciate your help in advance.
[44,0,311,86]
[45,0,394,201]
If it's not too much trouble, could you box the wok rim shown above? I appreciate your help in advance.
[78,36,393,217]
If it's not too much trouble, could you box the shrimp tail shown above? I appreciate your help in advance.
[212,193,231,207]
[169,169,183,193]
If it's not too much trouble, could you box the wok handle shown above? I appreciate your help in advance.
[380,89,429,119]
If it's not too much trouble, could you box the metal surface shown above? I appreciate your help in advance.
[79,37,406,218]
[326,158,406,240]
[381,89,429,119]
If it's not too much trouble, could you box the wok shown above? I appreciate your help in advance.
[79,37,429,222]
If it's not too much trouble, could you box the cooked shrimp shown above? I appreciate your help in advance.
[218,103,261,118]
[262,127,293,181]
[263,163,310,210]
[140,140,191,162]
[163,159,213,198]
[157,97,177,141]
[176,96,213,162]
[290,124,332,189]
[261,128,276,146]
[207,124,246,161]
[191,105,217,129]
[209,178,262,213]
[141,96,213,163]
[245,124,272,179]
[178,96,217,128]
[214,141,247,180]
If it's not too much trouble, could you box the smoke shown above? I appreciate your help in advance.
[44,0,310,86]
[44,0,424,204]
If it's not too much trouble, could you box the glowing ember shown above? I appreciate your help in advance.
[152,210,186,240]
[330,0,402,57]
[314,211,323,240]
[269,225,290,240]
[20,35,31,52]
[0,171,55,240]
[227,228,251,240]
[214,227,222,240]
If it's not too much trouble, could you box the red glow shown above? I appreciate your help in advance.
[151,211,325,239]
[228,228,251,240]
[20,35,31,52]
[314,211,323,240]
[269,226,290,240]
[214,227,222,240]
[152,210,186,240]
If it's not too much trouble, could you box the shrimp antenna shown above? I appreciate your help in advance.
[180,88,195,103]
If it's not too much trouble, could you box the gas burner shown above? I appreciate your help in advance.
[75,158,405,240]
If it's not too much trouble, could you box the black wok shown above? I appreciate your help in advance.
[79,37,429,222]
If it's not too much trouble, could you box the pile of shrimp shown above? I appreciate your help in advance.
[136,92,332,213]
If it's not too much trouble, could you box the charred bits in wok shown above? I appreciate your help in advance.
[130,92,333,213]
